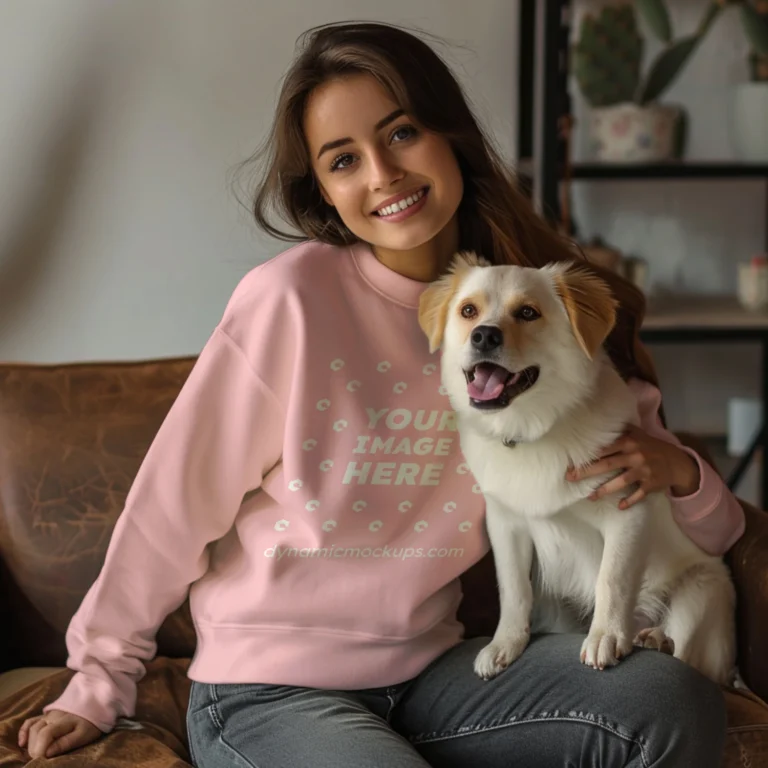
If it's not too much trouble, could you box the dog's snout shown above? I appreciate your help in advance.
[471,325,503,352]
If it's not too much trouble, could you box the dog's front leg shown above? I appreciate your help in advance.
[474,500,534,680]
[581,503,650,670]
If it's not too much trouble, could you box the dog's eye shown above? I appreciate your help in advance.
[516,305,540,322]
[461,304,477,319]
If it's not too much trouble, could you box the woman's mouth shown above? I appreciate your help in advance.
[372,187,429,222]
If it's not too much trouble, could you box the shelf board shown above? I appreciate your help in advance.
[514,160,768,181]
[641,295,768,335]
[570,162,768,180]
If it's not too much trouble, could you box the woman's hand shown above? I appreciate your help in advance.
[565,424,700,510]
[18,709,101,759]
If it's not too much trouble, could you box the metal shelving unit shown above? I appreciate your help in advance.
[518,0,768,505]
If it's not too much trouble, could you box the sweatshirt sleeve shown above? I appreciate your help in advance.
[629,378,745,556]
[42,325,284,732]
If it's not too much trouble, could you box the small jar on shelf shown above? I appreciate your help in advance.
[737,255,768,311]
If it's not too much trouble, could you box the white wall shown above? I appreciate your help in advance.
[0,0,518,363]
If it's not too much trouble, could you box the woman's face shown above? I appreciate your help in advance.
[304,73,464,253]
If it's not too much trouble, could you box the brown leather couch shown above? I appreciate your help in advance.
[0,356,767,767]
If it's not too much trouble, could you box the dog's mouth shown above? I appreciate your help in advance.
[465,363,540,409]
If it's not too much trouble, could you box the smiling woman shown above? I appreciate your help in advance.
[20,20,743,768]
[302,74,463,272]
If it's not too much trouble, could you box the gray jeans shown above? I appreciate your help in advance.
[186,634,726,767]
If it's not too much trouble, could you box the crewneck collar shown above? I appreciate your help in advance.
[349,241,433,309]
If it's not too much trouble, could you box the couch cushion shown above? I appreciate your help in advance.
[0,658,193,767]
[722,687,768,767]
[0,358,198,670]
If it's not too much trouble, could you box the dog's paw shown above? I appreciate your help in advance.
[473,633,529,680]
[633,627,675,656]
[580,629,633,670]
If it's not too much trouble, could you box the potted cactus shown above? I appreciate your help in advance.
[730,1,768,161]
[573,0,723,162]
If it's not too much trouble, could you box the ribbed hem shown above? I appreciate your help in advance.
[188,617,465,689]
[43,685,120,734]
[666,445,720,520]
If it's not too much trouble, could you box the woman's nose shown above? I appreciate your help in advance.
[368,149,405,191]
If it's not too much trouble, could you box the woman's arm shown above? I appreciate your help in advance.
[628,377,746,556]
[41,325,284,732]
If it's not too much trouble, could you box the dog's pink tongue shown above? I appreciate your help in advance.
[468,365,515,401]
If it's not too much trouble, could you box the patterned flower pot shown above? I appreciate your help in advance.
[588,102,684,163]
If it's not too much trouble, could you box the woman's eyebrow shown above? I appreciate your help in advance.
[316,109,405,159]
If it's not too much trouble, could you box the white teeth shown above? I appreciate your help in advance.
[377,188,425,217]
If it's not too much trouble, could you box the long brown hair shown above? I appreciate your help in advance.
[232,21,659,390]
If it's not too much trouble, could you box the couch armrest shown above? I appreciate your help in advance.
[725,501,768,702]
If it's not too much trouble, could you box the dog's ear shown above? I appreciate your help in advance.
[418,273,459,353]
[554,265,618,360]
[418,251,489,352]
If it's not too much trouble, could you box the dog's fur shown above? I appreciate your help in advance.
[418,252,736,684]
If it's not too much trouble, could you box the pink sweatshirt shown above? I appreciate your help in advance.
[45,240,745,732]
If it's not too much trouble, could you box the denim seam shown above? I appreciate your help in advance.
[185,704,200,767]
[207,683,262,768]
[409,713,649,768]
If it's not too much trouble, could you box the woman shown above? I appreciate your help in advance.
[19,21,743,767]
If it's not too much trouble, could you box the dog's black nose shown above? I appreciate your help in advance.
[471,325,503,352]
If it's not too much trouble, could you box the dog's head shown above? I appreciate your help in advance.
[418,251,618,442]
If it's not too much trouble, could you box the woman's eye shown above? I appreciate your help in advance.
[329,126,416,172]
[392,124,417,143]
[329,153,355,172]
[516,305,540,321]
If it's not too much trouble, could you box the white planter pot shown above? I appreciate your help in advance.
[731,83,768,162]
[588,103,682,163]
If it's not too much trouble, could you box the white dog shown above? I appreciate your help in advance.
[418,252,736,685]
